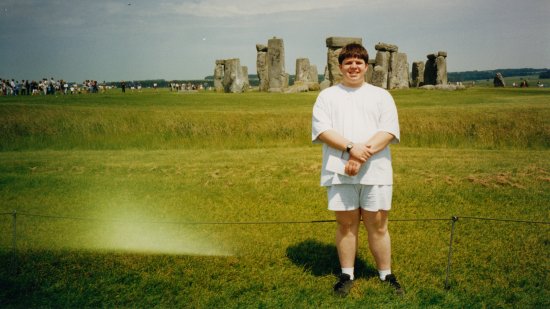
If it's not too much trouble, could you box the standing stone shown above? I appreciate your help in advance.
[388,52,410,89]
[366,59,375,84]
[372,50,390,89]
[371,43,400,89]
[325,37,362,86]
[494,72,506,87]
[267,37,289,92]
[222,58,246,93]
[295,58,312,83]
[256,44,269,92]
[242,65,250,90]
[411,61,425,87]
[424,54,437,85]
[287,58,320,93]
[214,60,225,92]
[423,51,448,86]
[436,51,448,85]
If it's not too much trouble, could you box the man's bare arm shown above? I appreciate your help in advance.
[317,130,372,163]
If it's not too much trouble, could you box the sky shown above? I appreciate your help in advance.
[0,0,548,82]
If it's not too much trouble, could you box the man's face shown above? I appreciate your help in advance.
[339,57,367,87]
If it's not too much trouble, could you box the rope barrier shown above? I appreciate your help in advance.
[1,210,549,289]
[458,216,550,225]
[2,211,548,225]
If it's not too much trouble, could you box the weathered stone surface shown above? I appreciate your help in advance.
[326,37,362,48]
[366,60,375,84]
[284,83,309,93]
[372,51,390,88]
[242,66,250,90]
[294,58,320,91]
[411,61,425,87]
[372,65,388,89]
[422,51,448,86]
[295,58,312,83]
[375,51,390,69]
[494,72,506,87]
[256,44,268,52]
[256,49,269,92]
[388,52,409,89]
[222,58,246,93]
[326,47,343,85]
[267,37,289,92]
[436,55,447,85]
[375,42,398,52]
[214,60,225,92]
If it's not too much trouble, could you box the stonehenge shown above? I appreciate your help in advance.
[255,37,291,92]
[411,61,425,88]
[285,58,320,93]
[323,38,410,90]
[213,58,249,93]
[370,42,410,90]
[256,44,269,91]
[420,51,448,86]
[214,36,451,93]
[267,37,289,92]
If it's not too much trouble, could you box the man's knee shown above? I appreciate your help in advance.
[337,221,358,233]
[371,224,388,236]
[363,215,389,236]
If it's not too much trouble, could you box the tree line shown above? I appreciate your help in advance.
[448,68,549,82]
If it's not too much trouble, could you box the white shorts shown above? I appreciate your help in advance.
[327,184,393,212]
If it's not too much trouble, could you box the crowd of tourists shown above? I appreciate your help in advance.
[1,78,108,96]
[169,82,205,92]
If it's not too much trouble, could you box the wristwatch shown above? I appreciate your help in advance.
[346,142,354,153]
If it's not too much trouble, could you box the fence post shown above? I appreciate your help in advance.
[444,216,458,290]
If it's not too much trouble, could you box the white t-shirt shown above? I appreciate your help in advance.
[312,83,400,186]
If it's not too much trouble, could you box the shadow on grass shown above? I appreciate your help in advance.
[286,239,377,279]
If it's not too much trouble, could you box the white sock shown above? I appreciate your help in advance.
[342,267,354,280]
[379,269,391,281]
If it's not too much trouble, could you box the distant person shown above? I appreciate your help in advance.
[312,43,403,297]
[121,81,126,93]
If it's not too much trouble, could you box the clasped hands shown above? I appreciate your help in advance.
[344,143,373,176]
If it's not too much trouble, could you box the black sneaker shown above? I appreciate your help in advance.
[333,273,353,296]
[383,274,404,296]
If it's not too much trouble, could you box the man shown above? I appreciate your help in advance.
[311,43,403,296]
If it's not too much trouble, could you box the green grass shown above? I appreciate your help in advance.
[1,88,548,150]
[0,88,549,307]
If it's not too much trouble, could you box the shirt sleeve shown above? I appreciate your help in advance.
[377,90,400,143]
[311,94,332,143]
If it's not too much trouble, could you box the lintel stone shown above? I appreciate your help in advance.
[326,37,362,48]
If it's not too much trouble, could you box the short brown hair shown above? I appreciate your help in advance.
[338,43,369,65]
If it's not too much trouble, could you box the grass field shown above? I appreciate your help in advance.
[0,87,549,307]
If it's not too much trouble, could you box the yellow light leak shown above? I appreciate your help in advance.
[85,206,233,256]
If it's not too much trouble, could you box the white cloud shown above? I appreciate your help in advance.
[168,0,358,17]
